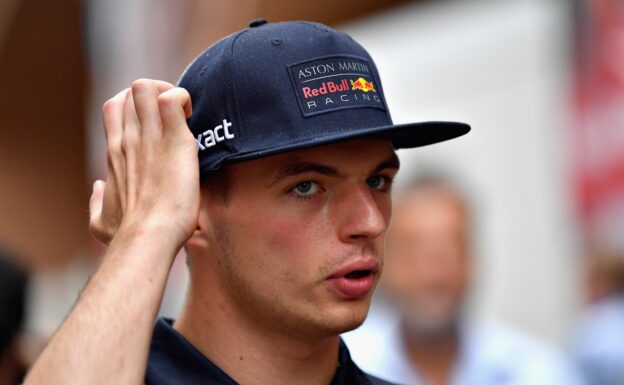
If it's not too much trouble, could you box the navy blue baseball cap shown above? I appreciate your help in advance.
[178,19,470,177]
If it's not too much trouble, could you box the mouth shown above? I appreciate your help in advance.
[325,259,379,300]
[344,269,373,279]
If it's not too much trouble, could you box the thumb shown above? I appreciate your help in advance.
[89,180,105,217]
[88,180,107,243]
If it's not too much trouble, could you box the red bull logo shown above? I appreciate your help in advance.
[289,55,386,117]
[350,77,376,93]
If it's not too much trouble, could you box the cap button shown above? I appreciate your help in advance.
[249,18,268,28]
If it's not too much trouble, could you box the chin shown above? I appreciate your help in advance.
[313,299,371,336]
[402,306,460,337]
[338,314,367,334]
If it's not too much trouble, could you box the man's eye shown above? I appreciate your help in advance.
[366,175,386,190]
[292,181,319,197]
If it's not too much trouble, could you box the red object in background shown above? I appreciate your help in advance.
[574,0,624,247]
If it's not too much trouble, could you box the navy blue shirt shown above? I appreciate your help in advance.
[146,318,397,385]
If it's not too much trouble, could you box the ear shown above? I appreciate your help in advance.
[186,189,216,250]
[186,225,210,250]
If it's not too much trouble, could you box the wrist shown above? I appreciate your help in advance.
[111,217,188,261]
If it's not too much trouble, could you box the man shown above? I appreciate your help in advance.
[343,175,584,385]
[573,245,624,385]
[24,20,469,385]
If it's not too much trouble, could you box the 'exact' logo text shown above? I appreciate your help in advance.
[196,119,234,151]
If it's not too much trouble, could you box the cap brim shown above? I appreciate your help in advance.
[370,121,470,149]
[211,121,470,172]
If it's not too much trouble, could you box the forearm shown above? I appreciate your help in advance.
[25,80,197,385]
[24,224,181,385]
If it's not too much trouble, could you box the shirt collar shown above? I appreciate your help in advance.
[146,318,376,385]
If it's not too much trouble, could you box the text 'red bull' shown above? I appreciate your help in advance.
[302,79,350,98]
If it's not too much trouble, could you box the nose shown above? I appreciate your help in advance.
[336,184,388,243]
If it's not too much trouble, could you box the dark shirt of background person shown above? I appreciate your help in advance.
[0,249,28,385]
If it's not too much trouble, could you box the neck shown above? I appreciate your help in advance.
[402,321,460,385]
[174,279,340,385]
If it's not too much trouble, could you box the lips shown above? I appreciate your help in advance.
[325,259,380,300]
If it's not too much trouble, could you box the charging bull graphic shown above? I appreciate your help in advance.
[350,77,376,93]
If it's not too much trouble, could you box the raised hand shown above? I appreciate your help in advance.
[25,79,200,385]
[89,79,199,249]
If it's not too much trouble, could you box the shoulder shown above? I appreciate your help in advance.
[342,295,401,360]
[342,305,417,384]
[573,296,624,383]
[146,318,238,385]
[365,372,405,385]
[470,322,553,360]
[466,321,584,384]
[575,296,624,342]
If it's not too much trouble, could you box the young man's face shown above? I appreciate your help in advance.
[198,138,399,339]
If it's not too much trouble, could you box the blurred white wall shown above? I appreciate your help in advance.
[341,0,582,345]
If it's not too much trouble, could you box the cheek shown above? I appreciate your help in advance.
[377,195,393,248]
[380,195,393,226]
[240,199,335,274]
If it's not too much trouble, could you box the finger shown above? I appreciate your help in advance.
[153,81,188,115]
[102,89,129,209]
[135,79,176,94]
[122,87,141,150]
[132,79,175,139]
[88,180,105,219]
[158,87,193,139]
[179,88,192,119]
[102,89,128,161]
[88,180,109,244]
[132,79,175,142]
[122,88,141,205]
[154,80,176,93]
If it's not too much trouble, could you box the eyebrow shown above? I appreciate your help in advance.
[268,153,400,187]
[373,154,400,175]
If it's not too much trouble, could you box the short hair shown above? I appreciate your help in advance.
[586,243,624,293]
[201,165,232,204]
[187,166,233,267]
[398,171,477,244]
[400,172,473,217]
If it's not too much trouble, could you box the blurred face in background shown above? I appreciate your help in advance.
[382,185,471,337]
[584,246,624,303]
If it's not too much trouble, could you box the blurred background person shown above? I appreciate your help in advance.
[0,249,28,385]
[569,1,624,383]
[343,174,584,385]
[573,245,624,385]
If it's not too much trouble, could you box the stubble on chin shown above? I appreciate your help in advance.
[214,223,378,339]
